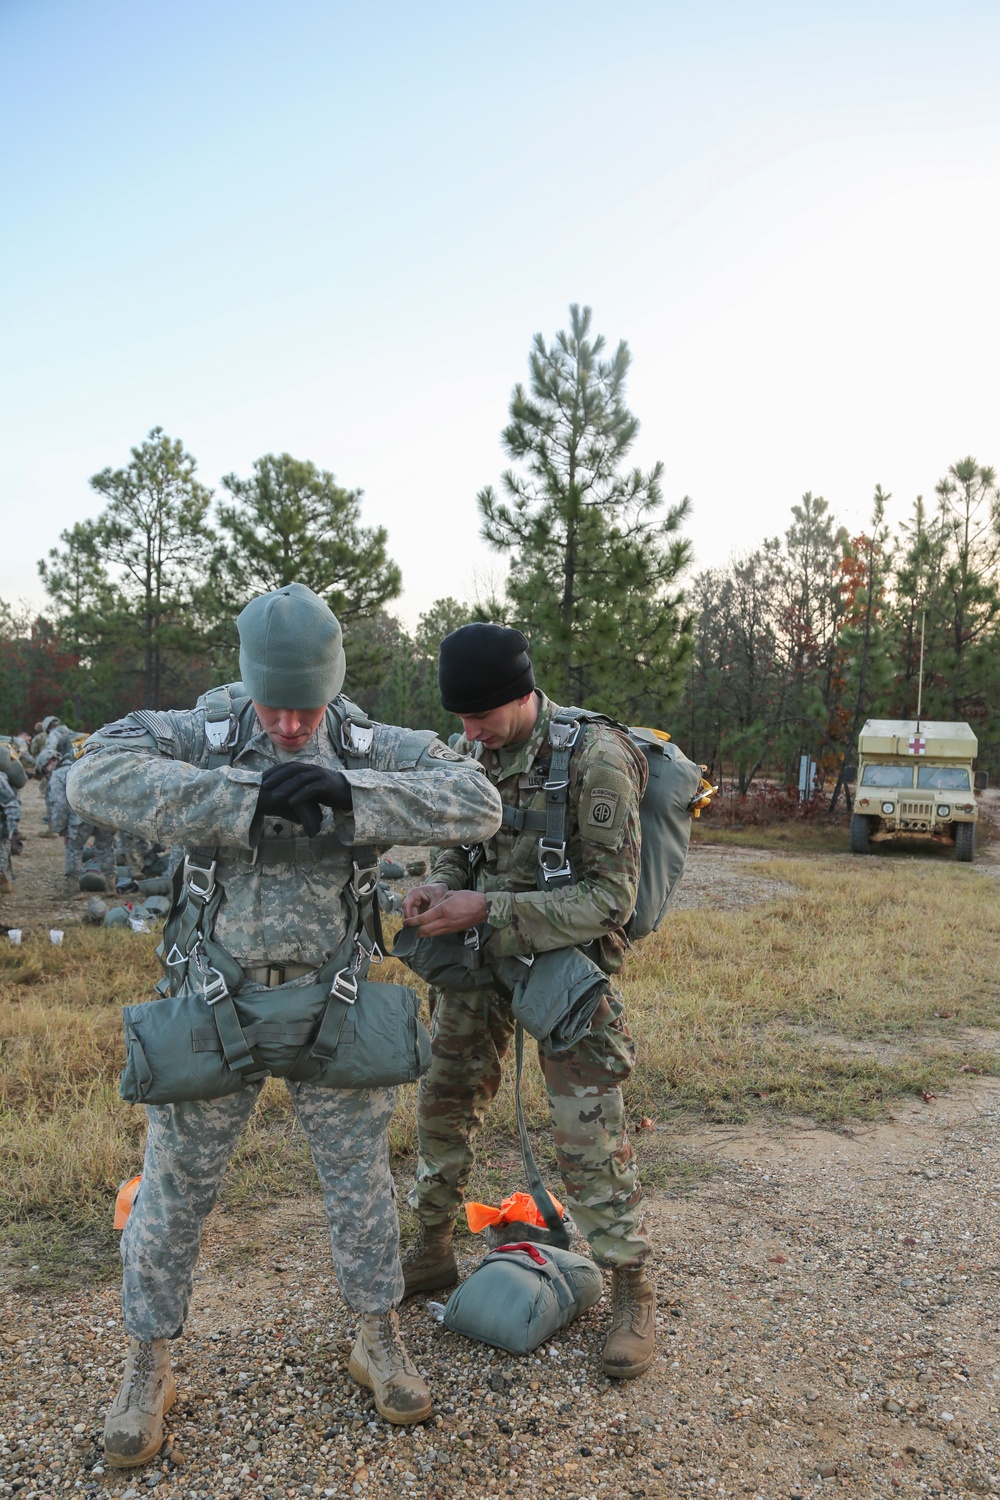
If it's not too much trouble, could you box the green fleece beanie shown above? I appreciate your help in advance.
[237,583,346,708]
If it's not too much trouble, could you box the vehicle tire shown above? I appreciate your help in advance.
[850,814,872,855]
[955,822,975,863]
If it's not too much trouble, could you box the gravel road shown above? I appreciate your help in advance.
[5,1072,1000,1499]
[4,843,1000,1499]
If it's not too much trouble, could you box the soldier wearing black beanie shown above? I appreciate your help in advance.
[402,619,657,1381]
[438,624,535,715]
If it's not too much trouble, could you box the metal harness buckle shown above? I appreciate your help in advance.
[202,967,230,1006]
[204,714,237,752]
[189,941,227,1005]
[184,856,217,901]
[342,720,374,758]
[330,967,359,1004]
[351,861,379,898]
[548,718,581,753]
[538,838,572,883]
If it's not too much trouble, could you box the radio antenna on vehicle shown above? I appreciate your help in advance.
[916,609,926,731]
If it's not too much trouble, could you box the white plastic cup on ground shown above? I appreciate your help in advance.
[7,929,22,945]
[49,929,64,945]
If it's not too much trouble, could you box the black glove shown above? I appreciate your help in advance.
[256,762,352,838]
[256,762,309,822]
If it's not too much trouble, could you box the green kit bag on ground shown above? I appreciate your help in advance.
[120,978,431,1104]
[442,1241,603,1353]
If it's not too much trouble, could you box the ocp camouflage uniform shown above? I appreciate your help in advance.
[0,772,20,887]
[68,700,502,1339]
[409,691,651,1268]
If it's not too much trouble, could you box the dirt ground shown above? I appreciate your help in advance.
[4,806,1000,1499]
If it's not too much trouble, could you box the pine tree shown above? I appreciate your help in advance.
[42,428,215,711]
[214,453,401,622]
[478,304,692,719]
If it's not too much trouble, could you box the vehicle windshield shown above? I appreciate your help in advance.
[917,765,971,791]
[860,764,914,788]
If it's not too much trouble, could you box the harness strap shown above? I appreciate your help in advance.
[205,989,270,1083]
[535,712,583,889]
[514,1023,571,1250]
[221,833,350,865]
[500,806,548,833]
[201,685,240,768]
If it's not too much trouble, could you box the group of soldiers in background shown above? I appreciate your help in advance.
[0,715,173,903]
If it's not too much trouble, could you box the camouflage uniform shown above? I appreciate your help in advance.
[0,772,20,885]
[66,810,117,883]
[409,691,651,1268]
[36,724,75,839]
[38,723,116,880]
[115,831,167,880]
[68,700,502,1339]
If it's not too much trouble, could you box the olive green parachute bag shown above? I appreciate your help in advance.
[441,1241,603,1354]
[120,972,430,1105]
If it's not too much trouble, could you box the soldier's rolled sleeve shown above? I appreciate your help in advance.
[343,765,502,848]
[68,749,262,848]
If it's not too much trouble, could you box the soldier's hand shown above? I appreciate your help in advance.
[257,763,352,837]
[281,766,352,838]
[401,882,450,921]
[404,889,489,935]
[257,763,310,822]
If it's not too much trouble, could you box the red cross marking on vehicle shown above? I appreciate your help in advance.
[909,734,926,755]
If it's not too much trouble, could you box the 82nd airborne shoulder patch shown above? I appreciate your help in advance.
[586,787,620,829]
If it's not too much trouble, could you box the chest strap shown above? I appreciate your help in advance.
[500,805,547,833]
[218,833,350,866]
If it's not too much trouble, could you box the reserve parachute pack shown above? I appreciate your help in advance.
[0,742,28,791]
[504,708,715,939]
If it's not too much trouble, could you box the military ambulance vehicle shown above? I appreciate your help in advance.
[850,720,984,862]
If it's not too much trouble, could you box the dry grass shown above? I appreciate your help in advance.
[691,820,850,853]
[3,856,999,1266]
[619,856,1000,1123]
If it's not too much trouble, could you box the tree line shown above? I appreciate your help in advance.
[679,462,1000,796]
[2,304,998,788]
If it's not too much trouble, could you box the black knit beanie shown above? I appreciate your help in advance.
[438,623,535,714]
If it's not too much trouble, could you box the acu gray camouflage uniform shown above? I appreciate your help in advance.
[410,691,652,1268]
[68,698,501,1340]
[38,722,115,880]
[0,772,20,885]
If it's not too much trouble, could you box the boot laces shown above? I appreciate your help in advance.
[613,1272,641,1328]
[131,1342,156,1386]
[376,1315,410,1374]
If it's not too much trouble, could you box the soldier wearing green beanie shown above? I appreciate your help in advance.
[68,583,503,1465]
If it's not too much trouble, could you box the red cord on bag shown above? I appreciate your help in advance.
[494,1241,548,1264]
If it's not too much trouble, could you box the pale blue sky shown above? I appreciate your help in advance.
[2,1,998,625]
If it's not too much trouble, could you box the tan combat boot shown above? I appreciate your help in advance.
[601,1266,656,1379]
[0,871,13,895]
[104,1338,176,1467]
[348,1310,432,1425]
[401,1220,458,1298]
